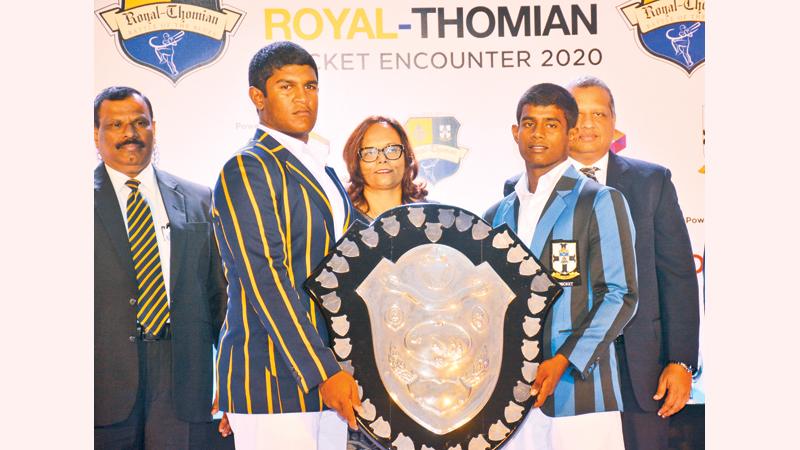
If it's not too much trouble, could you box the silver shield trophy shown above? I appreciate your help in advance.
[305,205,561,450]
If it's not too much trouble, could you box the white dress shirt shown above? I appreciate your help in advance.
[513,159,573,248]
[260,125,347,239]
[105,163,171,307]
[569,152,609,185]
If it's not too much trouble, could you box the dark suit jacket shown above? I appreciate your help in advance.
[212,129,354,414]
[94,163,227,426]
[487,165,638,417]
[503,152,699,411]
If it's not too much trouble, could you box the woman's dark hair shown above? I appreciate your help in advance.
[342,116,428,213]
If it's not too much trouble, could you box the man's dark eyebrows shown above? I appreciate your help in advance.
[123,114,151,123]
[104,113,149,123]
[273,78,317,86]
[519,116,561,123]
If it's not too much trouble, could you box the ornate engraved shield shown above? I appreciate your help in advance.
[305,205,562,450]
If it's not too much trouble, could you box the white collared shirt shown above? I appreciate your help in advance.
[569,152,609,185]
[514,159,573,248]
[105,163,171,307]
[259,125,347,239]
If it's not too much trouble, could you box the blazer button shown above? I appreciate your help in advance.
[129,336,137,343]
[129,298,137,306]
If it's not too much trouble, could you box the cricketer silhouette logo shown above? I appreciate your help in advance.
[96,0,244,84]
[405,117,468,186]
[618,0,705,75]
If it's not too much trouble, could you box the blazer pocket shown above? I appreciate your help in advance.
[652,318,663,341]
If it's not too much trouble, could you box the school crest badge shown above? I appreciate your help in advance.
[550,240,581,286]
[618,0,705,75]
[96,0,244,84]
[405,117,469,186]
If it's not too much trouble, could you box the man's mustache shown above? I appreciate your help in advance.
[116,138,145,149]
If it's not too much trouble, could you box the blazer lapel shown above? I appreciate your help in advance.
[606,151,630,192]
[494,194,519,231]
[155,168,187,297]
[285,156,334,238]
[326,166,353,232]
[255,131,338,240]
[530,167,581,258]
[94,164,136,280]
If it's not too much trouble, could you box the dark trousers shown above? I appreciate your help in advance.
[94,339,192,450]
[616,340,670,450]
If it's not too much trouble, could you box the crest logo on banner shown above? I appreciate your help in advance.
[618,0,705,75]
[404,117,468,186]
[96,0,244,84]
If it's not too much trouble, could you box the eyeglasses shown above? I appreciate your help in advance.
[358,144,405,162]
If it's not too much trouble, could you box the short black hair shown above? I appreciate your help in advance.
[515,83,578,129]
[94,86,153,128]
[567,75,616,116]
[248,41,318,95]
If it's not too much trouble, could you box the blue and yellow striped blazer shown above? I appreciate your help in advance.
[485,165,638,417]
[212,129,353,414]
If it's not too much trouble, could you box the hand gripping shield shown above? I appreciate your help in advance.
[305,205,562,450]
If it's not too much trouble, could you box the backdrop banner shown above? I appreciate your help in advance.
[94,0,706,402]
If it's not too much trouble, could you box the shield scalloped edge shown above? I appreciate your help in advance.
[305,204,563,450]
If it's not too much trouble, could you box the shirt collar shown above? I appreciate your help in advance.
[568,151,609,174]
[514,159,572,200]
[105,162,157,195]
[258,124,330,168]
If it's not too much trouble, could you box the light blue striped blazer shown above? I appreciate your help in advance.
[485,165,638,417]
[212,129,353,414]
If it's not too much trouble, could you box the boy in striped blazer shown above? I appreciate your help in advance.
[484,83,638,449]
[212,41,359,450]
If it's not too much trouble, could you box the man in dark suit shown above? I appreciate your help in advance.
[212,41,359,450]
[94,86,228,449]
[485,83,638,450]
[503,76,699,449]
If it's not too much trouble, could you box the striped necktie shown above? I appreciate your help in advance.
[579,166,600,182]
[125,179,170,337]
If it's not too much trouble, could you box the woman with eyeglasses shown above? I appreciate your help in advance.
[342,116,428,223]
[341,116,429,449]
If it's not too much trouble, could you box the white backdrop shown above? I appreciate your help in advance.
[94,0,706,400]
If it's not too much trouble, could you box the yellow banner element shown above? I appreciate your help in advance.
[100,4,243,40]
[620,0,705,33]
[414,144,468,163]
[123,0,171,9]
[405,118,434,147]
[552,271,580,280]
